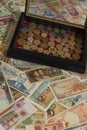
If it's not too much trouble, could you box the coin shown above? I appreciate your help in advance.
[55,37,62,43]
[49,46,57,53]
[29,23,37,28]
[40,42,48,49]
[56,44,63,50]
[42,37,49,43]
[23,45,30,50]
[20,33,27,39]
[46,26,52,31]
[48,41,55,47]
[41,33,48,38]
[75,48,82,54]
[34,34,41,40]
[28,37,34,42]
[17,39,25,45]
[31,44,37,50]
[28,32,34,37]
[33,29,40,35]
[54,28,59,33]
[33,39,41,45]
[72,54,81,60]
[38,47,44,53]
[61,29,66,34]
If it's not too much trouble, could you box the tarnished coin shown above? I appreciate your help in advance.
[55,37,62,43]
[75,48,82,54]
[61,29,66,34]
[29,23,37,28]
[48,41,55,47]
[54,28,60,33]
[42,37,49,43]
[72,54,81,60]
[40,42,48,49]
[33,39,41,45]
[28,32,34,37]
[23,45,30,50]
[38,47,44,53]
[34,34,41,40]
[31,44,37,50]
[75,43,83,49]
[20,33,28,39]
[33,29,40,35]
[46,26,52,31]
[56,44,63,50]
[17,39,25,45]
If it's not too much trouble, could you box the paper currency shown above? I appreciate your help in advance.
[49,77,87,100]
[0,97,37,130]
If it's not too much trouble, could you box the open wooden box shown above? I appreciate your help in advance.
[7,0,87,73]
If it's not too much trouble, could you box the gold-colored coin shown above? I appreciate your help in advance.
[33,29,40,35]
[40,42,48,49]
[72,54,81,60]
[75,44,83,49]
[17,39,25,45]
[33,39,41,45]
[57,50,64,55]
[63,48,69,53]
[54,28,59,33]
[48,41,55,47]
[41,33,48,38]
[38,47,44,53]
[49,46,57,53]
[28,32,34,37]
[23,45,29,50]
[75,48,82,54]
[56,44,63,50]
[62,38,68,43]
[46,26,52,31]
[61,29,66,34]
[31,44,37,50]
[34,34,41,40]
[42,37,49,43]
[64,52,71,58]
[29,23,37,28]
[20,33,27,39]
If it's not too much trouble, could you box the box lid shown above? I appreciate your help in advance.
[25,0,87,28]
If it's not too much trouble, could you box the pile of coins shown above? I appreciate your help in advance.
[15,22,84,61]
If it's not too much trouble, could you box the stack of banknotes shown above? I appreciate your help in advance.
[0,0,21,61]
[0,57,87,130]
[0,0,87,130]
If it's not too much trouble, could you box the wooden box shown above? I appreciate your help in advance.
[7,0,87,73]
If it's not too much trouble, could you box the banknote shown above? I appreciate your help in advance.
[1,62,22,79]
[19,0,26,6]
[59,3,86,26]
[25,122,68,130]
[10,87,27,100]
[0,62,13,112]
[64,122,87,130]
[25,66,64,83]
[49,77,87,100]
[67,69,87,81]
[29,80,55,111]
[46,100,66,120]
[0,6,11,17]
[76,0,87,15]
[11,58,41,71]
[48,102,87,128]
[0,97,37,130]
[7,72,31,95]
